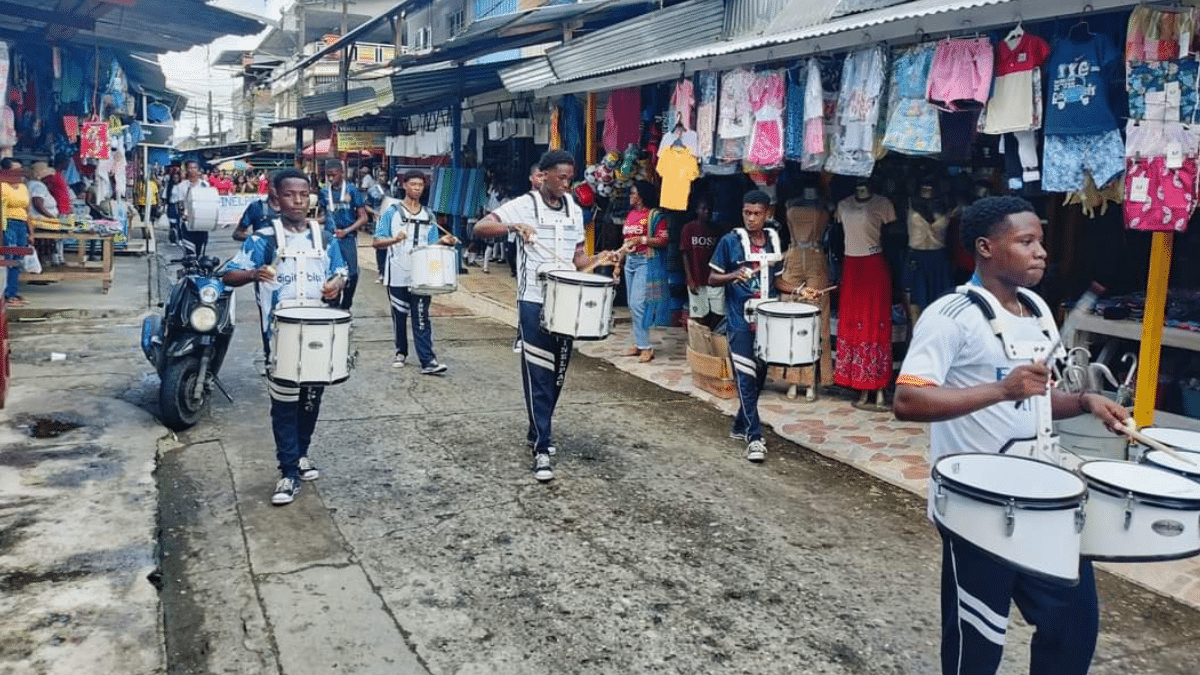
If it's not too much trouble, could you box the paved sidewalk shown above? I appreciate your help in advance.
[401,250,1200,612]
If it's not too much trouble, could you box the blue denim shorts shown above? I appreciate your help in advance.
[1041,129,1125,193]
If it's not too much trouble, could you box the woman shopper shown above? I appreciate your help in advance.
[620,180,669,362]
[1,158,31,306]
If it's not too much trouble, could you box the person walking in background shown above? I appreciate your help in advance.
[1,158,30,306]
[619,180,670,363]
[679,194,724,329]
[373,169,455,375]
[317,159,368,312]
[170,160,211,257]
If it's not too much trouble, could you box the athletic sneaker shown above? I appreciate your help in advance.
[420,361,448,375]
[392,352,406,368]
[271,477,300,505]
[298,457,319,481]
[533,452,554,482]
[730,430,749,442]
[745,439,766,463]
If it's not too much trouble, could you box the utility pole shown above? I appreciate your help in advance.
[207,91,214,144]
[217,111,223,142]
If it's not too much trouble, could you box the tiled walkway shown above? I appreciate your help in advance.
[370,248,1200,610]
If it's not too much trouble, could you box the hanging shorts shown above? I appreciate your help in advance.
[1041,130,1125,193]
[1125,156,1198,232]
[927,38,993,111]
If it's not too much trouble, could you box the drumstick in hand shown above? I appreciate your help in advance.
[1117,422,1199,466]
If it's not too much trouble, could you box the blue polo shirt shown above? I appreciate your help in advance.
[318,182,365,236]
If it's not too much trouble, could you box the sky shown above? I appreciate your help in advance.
[157,0,290,143]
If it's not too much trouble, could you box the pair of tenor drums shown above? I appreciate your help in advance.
[933,452,1200,584]
[270,306,352,387]
[753,301,820,366]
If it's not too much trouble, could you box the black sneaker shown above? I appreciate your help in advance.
[271,477,300,505]
[298,457,319,481]
[420,361,448,375]
[533,452,554,482]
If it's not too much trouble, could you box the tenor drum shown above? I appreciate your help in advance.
[410,245,458,295]
[1142,448,1200,482]
[1055,415,1129,461]
[1078,460,1200,562]
[754,301,820,366]
[1131,427,1200,463]
[270,306,352,387]
[932,453,1086,584]
[184,186,221,231]
[539,270,616,340]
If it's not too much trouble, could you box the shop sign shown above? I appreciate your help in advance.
[336,122,387,152]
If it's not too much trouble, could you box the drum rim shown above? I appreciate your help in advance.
[1142,426,1200,452]
[932,453,1086,509]
[1079,460,1200,508]
[541,270,616,286]
[1142,449,1200,478]
[1083,547,1200,563]
[755,300,820,317]
[273,308,352,323]
[267,373,350,387]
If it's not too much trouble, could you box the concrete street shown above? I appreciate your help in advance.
[2,228,1199,674]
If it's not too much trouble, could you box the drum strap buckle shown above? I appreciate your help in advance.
[934,485,947,517]
[1075,505,1086,533]
[1123,492,1135,530]
[1004,499,1016,537]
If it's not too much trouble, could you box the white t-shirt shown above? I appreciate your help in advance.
[489,191,585,304]
[170,178,209,205]
[837,194,895,257]
[28,179,57,217]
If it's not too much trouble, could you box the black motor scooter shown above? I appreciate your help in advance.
[141,254,234,430]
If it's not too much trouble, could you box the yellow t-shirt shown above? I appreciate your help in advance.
[1,182,30,223]
[657,146,700,211]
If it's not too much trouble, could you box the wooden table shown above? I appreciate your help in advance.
[21,230,115,293]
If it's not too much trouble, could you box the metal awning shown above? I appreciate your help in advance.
[533,0,1140,96]
[272,1,409,82]
[762,0,912,34]
[383,60,511,117]
[326,79,395,123]
[0,0,265,54]
[302,87,377,117]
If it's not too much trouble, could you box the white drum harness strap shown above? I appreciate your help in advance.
[271,219,326,307]
[734,227,782,323]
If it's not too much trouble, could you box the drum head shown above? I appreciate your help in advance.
[934,453,1085,504]
[1081,460,1200,506]
[275,306,352,322]
[756,301,820,318]
[1143,427,1200,453]
[1143,450,1200,479]
[546,270,615,287]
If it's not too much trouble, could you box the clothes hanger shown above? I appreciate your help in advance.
[1069,19,1093,40]
[1005,21,1024,44]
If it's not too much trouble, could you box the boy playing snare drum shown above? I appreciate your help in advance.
[894,196,1127,675]
[223,169,348,506]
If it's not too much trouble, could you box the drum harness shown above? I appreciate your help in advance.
[957,284,1067,466]
[733,227,782,325]
[269,219,337,310]
[526,192,576,277]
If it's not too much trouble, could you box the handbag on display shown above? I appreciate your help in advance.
[486,103,507,141]
[80,116,109,159]
[512,101,535,139]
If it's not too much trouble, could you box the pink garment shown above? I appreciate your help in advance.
[602,87,641,153]
[927,38,994,111]
[802,59,824,156]
[1125,156,1197,232]
[671,79,695,130]
[747,71,785,166]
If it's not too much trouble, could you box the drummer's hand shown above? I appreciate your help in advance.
[513,223,536,243]
[797,287,819,302]
[438,235,458,246]
[737,267,754,282]
[392,231,407,244]
[687,282,699,294]
[1081,392,1130,433]
[334,228,346,239]
[999,363,1052,402]
[254,266,276,282]
[321,276,345,299]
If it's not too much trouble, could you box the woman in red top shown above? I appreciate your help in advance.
[619,181,669,362]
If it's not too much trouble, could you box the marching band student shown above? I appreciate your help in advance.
[707,190,799,463]
[894,196,1127,675]
[317,159,368,311]
[472,150,620,483]
[223,169,348,506]
[373,169,456,375]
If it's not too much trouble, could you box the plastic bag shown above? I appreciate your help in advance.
[22,251,41,274]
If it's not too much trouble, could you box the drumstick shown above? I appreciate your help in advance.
[1117,424,1199,466]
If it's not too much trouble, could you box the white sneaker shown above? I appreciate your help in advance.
[298,457,319,481]
[533,452,554,482]
[746,440,766,463]
[271,477,300,505]
[392,353,406,368]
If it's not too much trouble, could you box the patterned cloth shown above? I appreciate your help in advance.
[784,66,806,162]
[825,47,886,177]
[834,253,892,391]
[1042,129,1125,192]
[747,70,785,166]
[1125,156,1197,232]
[428,168,486,218]
[1127,60,1200,123]
[883,44,941,156]
[695,71,719,162]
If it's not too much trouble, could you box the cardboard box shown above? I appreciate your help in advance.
[686,320,736,399]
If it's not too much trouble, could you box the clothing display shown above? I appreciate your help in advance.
[670,79,695,130]
[1044,32,1122,135]
[784,66,805,162]
[826,47,886,177]
[1126,59,1198,122]
[657,145,700,211]
[747,70,785,166]
[1042,128,1125,192]
[602,87,641,153]
[695,71,719,162]
[834,194,896,391]
[984,31,1050,134]
[905,208,954,309]
[1126,5,1199,62]
[718,68,755,162]
[883,44,942,156]
[927,38,994,111]
[780,204,833,388]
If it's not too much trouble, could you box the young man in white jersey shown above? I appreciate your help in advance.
[373,169,456,374]
[894,196,1127,675]
[473,150,620,482]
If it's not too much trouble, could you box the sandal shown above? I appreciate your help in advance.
[621,346,640,357]
[638,349,655,363]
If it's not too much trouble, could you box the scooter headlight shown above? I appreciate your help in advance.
[198,285,220,304]
[189,306,219,332]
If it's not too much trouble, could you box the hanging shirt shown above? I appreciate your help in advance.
[375,202,440,287]
[1044,33,1121,135]
[718,69,755,139]
[602,87,641,153]
[657,145,700,211]
[984,31,1051,134]
[670,79,695,130]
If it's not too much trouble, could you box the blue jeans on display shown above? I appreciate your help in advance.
[939,527,1098,675]
[388,286,437,367]
[623,253,652,349]
[268,379,325,480]
[4,220,28,299]
[518,300,573,454]
[335,233,359,310]
[728,329,767,442]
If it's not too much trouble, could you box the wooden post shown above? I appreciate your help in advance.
[1134,231,1174,426]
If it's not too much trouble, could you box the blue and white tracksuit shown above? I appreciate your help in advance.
[375,203,442,368]
[319,182,365,311]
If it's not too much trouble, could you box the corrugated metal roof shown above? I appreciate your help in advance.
[302,87,378,116]
[326,79,396,123]
[726,0,801,37]
[498,56,557,92]
[384,61,510,116]
[546,0,725,82]
[761,0,903,35]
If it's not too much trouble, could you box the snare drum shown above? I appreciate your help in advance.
[754,301,820,366]
[1078,460,1200,562]
[185,186,221,231]
[932,453,1086,583]
[1131,428,1200,463]
[270,306,352,387]
[410,245,458,295]
[540,270,616,340]
[1142,449,1200,482]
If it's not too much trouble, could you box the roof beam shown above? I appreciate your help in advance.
[0,2,96,30]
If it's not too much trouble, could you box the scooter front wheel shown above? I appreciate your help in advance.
[159,356,208,431]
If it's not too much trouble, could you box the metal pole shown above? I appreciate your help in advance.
[1134,232,1174,426]
[451,98,464,271]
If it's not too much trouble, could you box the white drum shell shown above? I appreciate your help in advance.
[1055,414,1129,461]
[411,245,458,295]
[540,271,615,340]
[270,307,352,386]
[1142,449,1200,482]
[1132,427,1200,463]
[1078,460,1200,562]
[933,454,1085,584]
[754,302,820,366]
[185,186,221,231]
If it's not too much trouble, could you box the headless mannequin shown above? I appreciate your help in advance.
[779,187,833,401]
[904,182,954,324]
[835,182,895,411]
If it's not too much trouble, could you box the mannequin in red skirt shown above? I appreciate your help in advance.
[834,180,896,411]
